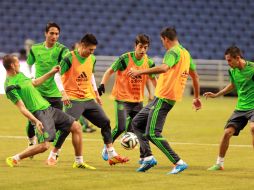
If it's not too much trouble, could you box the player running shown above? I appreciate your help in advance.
[48,33,129,166]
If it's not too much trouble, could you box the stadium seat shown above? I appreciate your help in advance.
[0,0,253,59]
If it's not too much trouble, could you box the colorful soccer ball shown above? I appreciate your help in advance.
[120,132,139,150]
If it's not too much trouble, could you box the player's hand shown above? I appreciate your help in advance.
[96,96,103,105]
[193,98,202,111]
[51,65,61,74]
[148,95,154,103]
[35,120,44,134]
[127,69,140,78]
[203,92,218,99]
[98,84,105,96]
[61,91,72,107]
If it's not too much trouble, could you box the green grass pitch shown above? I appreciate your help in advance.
[0,94,254,190]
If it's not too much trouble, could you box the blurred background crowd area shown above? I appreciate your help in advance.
[0,0,253,60]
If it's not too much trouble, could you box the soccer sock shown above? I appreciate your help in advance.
[107,147,118,159]
[13,154,21,161]
[144,155,154,161]
[75,156,84,164]
[56,149,61,155]
[48,151,58,160]
[176,159,184,165]
[28,137,36,145]
[216,156,224,166]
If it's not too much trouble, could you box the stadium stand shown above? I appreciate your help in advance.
[0,0,253,60]
[0,0,253,94]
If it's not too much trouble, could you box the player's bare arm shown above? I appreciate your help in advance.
[15,100,44,134]
[189,70,202,110]
[127,63,169,77]
[98,67,114,96]
[32,65,60,87]
[203,83,235,99]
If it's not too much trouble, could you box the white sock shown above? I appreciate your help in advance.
[107,147,118,159]
[56,149,61,155]
[48,151,58,160]
[13,154,21,161]
[28,137,36,145]
[216,156,224,166]
[176,159,184,165]
[75,156,84,164]
[144,156,154,161]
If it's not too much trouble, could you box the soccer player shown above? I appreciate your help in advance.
[128,27,202,174]
[204,46,254,171]
[49,33,129,165]
[98,34,156,161]
[4,55,95,169]
[26,22,69,150]
[71,42,96,133]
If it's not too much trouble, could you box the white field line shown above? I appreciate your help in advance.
[0,135,251,148]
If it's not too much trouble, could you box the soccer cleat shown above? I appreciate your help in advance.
[46,157,58,166]
[72,162,96,170]
[101,146,108,161]
[138,158,144,165]
[6,157,18,167]
[207,164,224,171]
[168,162,188,174]
[136,157,157,172]
[108,155,129,165]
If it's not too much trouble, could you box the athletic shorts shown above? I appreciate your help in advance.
[225,109,254,136]
[33,106,75,143]
[43,96,63,110]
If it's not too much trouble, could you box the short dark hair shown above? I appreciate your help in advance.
[160,27,177,41]
[3,54,16,70]
[45,22,60,33]
[224,46,244,59]
[135,34,150,46]
[80,33,98,46]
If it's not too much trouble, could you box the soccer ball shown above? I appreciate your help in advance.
[120,132,139,150]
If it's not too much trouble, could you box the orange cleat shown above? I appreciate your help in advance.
[108,155,129,165]
[46,157,57,166]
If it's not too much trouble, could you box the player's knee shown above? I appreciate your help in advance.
[131,119,138,130]
[224,127,235,138]
[39,142,50,153]
[99,117,110,129]
[70,121,82,134]
[250,125,254,135]
[146,132,160,141]
[145,133,153,141]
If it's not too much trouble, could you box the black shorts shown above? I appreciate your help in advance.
[43,96,63,110]
[225,109,254,136]
[33,106,75,143]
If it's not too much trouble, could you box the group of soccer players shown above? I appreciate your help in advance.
[4,21,254,174]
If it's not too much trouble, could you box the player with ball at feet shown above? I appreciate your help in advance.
[98,34,157,162]
[128,27,201,174]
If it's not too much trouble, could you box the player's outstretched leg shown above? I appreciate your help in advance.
[106,145,129,165]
